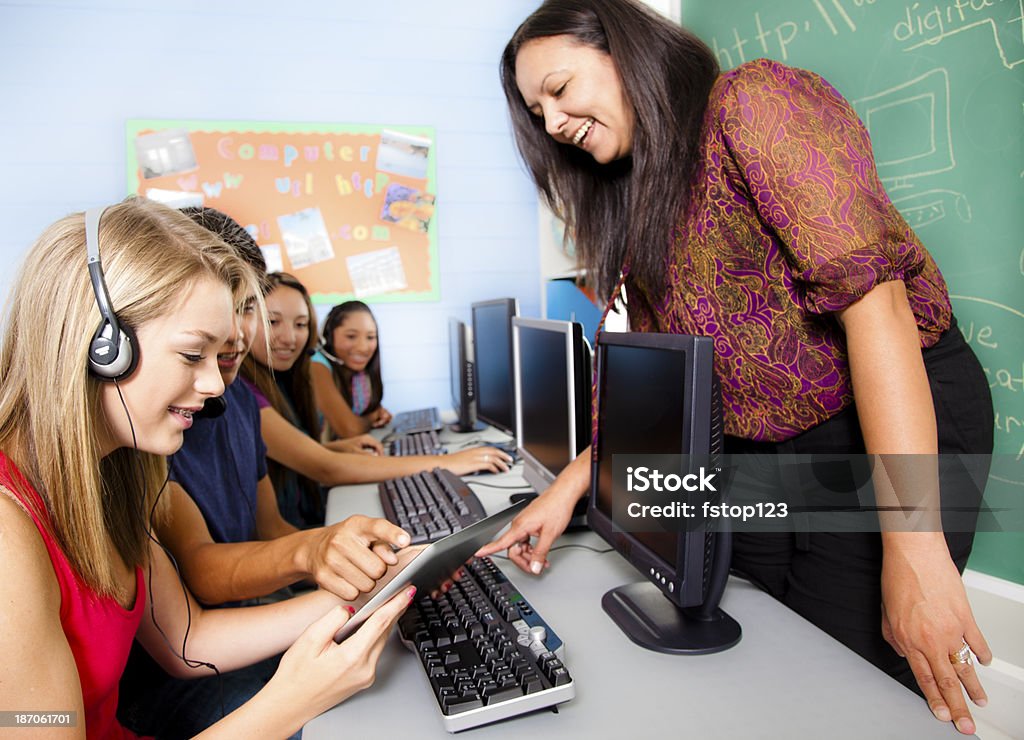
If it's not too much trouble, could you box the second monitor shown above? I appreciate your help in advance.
[512,317,591,508]
[471,298,519,436]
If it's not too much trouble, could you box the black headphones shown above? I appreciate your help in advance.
[85,206,138,381]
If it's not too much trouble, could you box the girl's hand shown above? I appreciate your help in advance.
[369,407,392,428]
[270,587,415,717]
[443,447,513,476]
[328,434,383,456]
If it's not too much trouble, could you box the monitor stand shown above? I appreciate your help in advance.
[449,420,486,433]
[601,582,741,655]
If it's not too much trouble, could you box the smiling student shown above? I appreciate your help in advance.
[310,300,391,438]
[239,273,512,528]
[117,206,415,739]
[0,198,411,739]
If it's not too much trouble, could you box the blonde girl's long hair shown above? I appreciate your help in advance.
[0,197,261,597]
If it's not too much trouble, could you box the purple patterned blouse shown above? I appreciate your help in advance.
[624,59,951,442]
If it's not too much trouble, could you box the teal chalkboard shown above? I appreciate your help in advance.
[681,0,1024,583]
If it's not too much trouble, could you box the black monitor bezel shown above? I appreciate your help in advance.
[587,330,717,609]
[470,297,519,435]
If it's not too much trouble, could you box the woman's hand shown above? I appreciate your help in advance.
[327,434,383,456]
[271,587,414,718]
[443,447,513,476]
[476,450,590,574]
[881,533,991,735]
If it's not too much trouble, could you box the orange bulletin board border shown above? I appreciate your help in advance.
[125,119,439,305]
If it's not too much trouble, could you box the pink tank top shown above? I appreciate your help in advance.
[0,451,146,740]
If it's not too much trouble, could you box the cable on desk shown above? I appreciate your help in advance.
[445,436,485,450]
[467,480,533,491]
[487,542,615,560]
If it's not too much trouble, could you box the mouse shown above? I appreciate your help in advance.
[488,442,519,462]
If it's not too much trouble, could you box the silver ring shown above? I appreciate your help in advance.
[949,640,972,666]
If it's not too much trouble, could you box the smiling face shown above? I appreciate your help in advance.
[216,295,257,386]
[250,283,309,372]
[98,276,232,457]
[329,310,378,373]
[515,34,635,164]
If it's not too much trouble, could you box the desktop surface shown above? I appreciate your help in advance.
[312,425,958,739]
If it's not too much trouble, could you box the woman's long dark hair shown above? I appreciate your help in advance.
[320,301,384,416]
[501,0,719,302]
[240,272,322,515]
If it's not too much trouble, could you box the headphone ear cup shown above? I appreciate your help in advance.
[88,319,138,381]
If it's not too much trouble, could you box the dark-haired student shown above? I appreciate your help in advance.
[240,272,512,528]
[310,300,392,438]
[0,198,411,740]
[118,207,412,738]
[478,0,994,735]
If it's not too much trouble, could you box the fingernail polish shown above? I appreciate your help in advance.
[407,586,417,600]
[345,605,355,615]
[530,561,543,575]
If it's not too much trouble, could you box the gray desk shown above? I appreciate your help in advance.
[307,439,957,739]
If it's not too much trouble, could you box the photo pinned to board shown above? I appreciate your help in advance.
[346,246,408,298]
[277,207,334,270]
[375,129,431,179]
[259,244,285,274]
[380,183,436,234]
[135,128,198,180]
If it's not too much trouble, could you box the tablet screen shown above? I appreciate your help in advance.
[333,499,526,642]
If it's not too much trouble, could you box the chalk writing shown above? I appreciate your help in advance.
[897,0,1024,70]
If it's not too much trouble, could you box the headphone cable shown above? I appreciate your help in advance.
[114,379,226,719]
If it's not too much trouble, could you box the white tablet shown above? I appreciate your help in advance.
[334,499,527,642]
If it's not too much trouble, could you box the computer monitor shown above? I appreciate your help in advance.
[512,318,591,525]
[448,317,484,433]
[471,298,519,435]
[587,331,740,655]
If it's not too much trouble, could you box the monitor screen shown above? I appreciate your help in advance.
[471,298,518,435]
[513,318,591,494]
[595,343,689,567]
[586,331,739,654]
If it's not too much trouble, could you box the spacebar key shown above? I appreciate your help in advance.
[442,693,484,715]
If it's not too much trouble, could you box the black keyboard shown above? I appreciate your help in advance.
[389,430,445,457]
[398,556,575,732]
[379,468,485,544]
[392,407,443,435]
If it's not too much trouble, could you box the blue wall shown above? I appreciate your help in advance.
[0,0,542,414]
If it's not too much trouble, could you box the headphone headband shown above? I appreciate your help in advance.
[85,206,137,381]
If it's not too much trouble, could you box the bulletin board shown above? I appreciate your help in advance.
[125,119,439,304]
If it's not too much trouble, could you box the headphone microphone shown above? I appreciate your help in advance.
[196,395,228,419]
[315,341,345,367]
[85,206,138,381]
